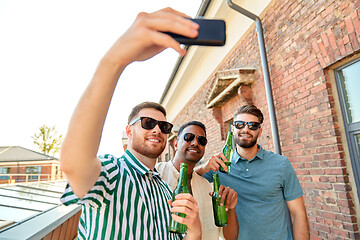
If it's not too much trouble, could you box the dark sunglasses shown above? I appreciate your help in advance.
[233,121,261,130]
[130,117,173,134]
[183,133,207,146]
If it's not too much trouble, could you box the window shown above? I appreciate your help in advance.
[335,59,360,197]
[26,166,42,181]
[0,167,10,180]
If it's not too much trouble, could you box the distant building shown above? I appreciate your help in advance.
[0,146,63,183]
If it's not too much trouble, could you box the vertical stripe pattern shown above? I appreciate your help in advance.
[60,150,182,240]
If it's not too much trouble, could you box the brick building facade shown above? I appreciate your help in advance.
[161,0,360,238]
[0,146,63,183]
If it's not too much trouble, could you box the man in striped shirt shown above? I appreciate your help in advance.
[60,8,202,239]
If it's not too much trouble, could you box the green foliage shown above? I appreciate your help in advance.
[32,125,63,157]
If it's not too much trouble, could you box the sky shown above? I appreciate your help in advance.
[0,0,202,157]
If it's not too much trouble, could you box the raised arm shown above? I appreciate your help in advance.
[195,152,229,176]
[287,196,309,240]
[60,8,199,198]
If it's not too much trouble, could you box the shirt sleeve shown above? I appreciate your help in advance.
[283,158,303,201]
[60,154,120,208]
[202,170,214,183]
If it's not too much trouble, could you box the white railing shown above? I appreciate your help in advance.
[0,174,65,184]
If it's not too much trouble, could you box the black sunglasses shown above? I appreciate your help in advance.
[183,133,207,146]
[233,121,261,130]
[130,117,173,134]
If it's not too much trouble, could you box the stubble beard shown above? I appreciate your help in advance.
[235,132,258,148]
[132,133,166,159]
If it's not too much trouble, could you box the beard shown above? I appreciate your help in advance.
[235,131,259,148]
[131,131,166,158]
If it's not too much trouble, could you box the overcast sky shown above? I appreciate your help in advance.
[0,0,202,157]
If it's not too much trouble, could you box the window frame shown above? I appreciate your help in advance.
[334,58,360,197]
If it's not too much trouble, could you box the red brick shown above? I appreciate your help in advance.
[349,32,360,49]
[345,17,355,34]
[353,14,360,36]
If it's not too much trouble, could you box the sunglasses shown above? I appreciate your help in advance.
[130,116,173,134]
[233,121,261,130]
[183,133,207,146]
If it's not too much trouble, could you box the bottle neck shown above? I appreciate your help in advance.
[226,132,233,146]
[178,164,188,187]
[213,174,220,192]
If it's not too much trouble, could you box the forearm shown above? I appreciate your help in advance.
[292,213,309,240]
[194,164,207,176]
[223,208,239,240]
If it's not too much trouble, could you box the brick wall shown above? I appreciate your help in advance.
[170,0,360,238]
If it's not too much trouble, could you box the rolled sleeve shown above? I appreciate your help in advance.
[61,154,119,208]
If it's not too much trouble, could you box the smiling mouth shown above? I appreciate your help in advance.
[187,149,199,153]
[147,138,161,143]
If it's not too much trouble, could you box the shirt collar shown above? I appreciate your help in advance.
[233,144,264,163]
[123,149,160,179]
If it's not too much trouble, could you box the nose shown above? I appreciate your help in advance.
[151,123,162,134]
[190,137,199,146]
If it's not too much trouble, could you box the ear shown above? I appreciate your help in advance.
[125,125,132,139]
[174,138,178,151]
[258,126,263,138]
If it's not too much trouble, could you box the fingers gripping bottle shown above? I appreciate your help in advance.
[169,163,190,234]
[220,131,233,173]
[212,173,228,226]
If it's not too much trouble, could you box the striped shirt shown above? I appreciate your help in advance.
[61,150,182,240]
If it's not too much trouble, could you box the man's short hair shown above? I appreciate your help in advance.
[177,121,207,139]
[233,105,264,124]
[128,101,167,124]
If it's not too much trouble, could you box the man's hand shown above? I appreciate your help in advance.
[104,7,199,67]
[218,185,238,211]
[210,186,239,240]
[168,193,202,239]
[195,152,230,176]
[210,185,238,211]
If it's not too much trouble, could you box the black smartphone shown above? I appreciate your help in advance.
[163,18,226,46]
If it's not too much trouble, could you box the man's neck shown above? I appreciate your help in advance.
[236,144,259,160]
[126,147,157,170]
[172,156,195,178]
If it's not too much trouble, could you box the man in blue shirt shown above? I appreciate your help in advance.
[196,105,309,240]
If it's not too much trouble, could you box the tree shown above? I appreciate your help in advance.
[32,125,63,157]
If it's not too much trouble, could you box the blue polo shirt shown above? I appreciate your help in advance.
[203,144,303,240]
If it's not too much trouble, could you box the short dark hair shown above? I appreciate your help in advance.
[128,101,167,124]
[177,121,207,139]
[233,105,264,124]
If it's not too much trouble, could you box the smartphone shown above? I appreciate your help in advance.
[163,18,226,46]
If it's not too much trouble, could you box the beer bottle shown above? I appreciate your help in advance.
[169,163,190,234]
[220,131,233,173]
[212,173,228,226]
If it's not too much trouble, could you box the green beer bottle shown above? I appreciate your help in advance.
[169,163,190,234]
[212,173,228,227]
[220,131,233,173]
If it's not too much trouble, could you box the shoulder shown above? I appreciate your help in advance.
[155,161,172,174]
[261,147,288,163]
[99,153,119,165]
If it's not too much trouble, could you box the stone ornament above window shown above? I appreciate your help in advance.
[206,68,255,108]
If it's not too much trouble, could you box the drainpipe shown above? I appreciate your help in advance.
[226,0,282,154]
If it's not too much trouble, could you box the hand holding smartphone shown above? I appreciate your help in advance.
[163,18,226,46]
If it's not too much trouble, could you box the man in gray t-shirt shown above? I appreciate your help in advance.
[196,105,309,240]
